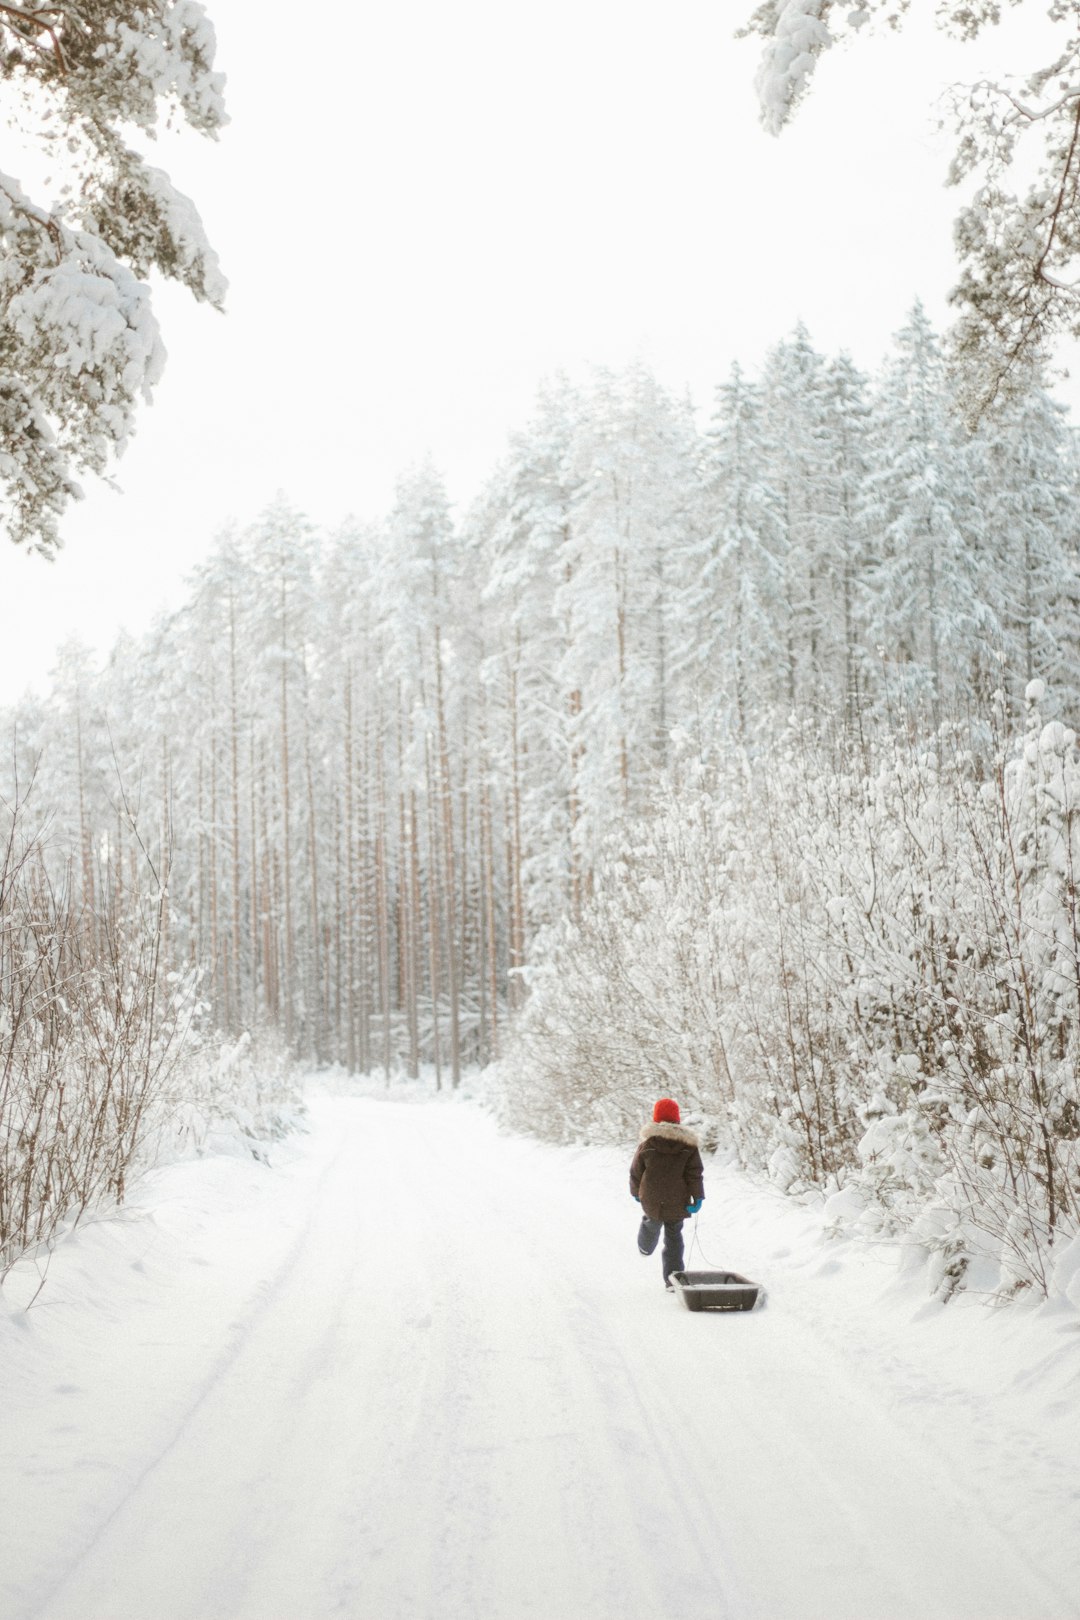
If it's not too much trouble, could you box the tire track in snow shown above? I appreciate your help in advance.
[24,1111,398,1620]
[477,1153,740,1617]
[21,1122,354,1620]
[336,1106,732,1620]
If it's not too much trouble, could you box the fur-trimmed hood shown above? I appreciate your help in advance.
[630,1120,705,1221]
[638,1120,700,1149]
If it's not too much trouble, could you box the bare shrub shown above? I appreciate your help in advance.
[0,735,308,1277]
[2,770,202,1272]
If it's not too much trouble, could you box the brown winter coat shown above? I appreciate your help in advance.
[629,1122,705,1223]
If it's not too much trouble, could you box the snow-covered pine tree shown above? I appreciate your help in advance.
[696,361,786,736]
[240,502,319,1055]
[759,325,842,713]
[858,303,995,729]
[376,460,468,1083]
[972,379,1080,719]
[1,1,227,551]
[476,375,585,940]
[557,364,701,850]
[818,353,873,727]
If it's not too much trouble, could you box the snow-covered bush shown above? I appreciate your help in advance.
[505,696,1080,1298]
[165,1024,301,1161]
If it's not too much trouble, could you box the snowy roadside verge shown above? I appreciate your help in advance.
[1,1012,303,1281]
[686,1145,1080,1598]
[2,1112,323,1620]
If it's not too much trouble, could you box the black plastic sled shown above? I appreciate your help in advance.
[669,1270,762,1312]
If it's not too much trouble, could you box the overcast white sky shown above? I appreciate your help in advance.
[0,0,1072,704]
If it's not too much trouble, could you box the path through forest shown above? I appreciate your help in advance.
[4,1090,1079,1620]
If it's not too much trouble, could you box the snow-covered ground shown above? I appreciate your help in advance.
[4,1086,1079,1620]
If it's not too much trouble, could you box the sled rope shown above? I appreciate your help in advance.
[687,1212,723,1269]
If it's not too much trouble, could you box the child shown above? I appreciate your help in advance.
[629,1098,705,1288]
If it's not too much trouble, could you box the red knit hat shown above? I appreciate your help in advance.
[653,1098,680,1124]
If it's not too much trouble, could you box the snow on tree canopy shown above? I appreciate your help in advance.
[4,345,1080,1298]
[743,0,1080,414]
[748,0,835,135]
[0,0,227,554]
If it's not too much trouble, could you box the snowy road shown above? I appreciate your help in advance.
[5,1091,1080,1620]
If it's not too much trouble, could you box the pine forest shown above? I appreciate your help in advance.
[4,309,1080,1296]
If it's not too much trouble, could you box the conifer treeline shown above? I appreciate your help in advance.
[6,310,1080,1075]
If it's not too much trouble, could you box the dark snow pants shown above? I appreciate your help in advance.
[637,1215,685,1282]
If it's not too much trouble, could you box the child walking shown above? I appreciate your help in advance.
[629,1098,705,1288]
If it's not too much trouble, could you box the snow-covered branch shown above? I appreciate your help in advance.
[0,0,226,551]
[742,0,1080,415]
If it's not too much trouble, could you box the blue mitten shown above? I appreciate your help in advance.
[686,1197,703,1215]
